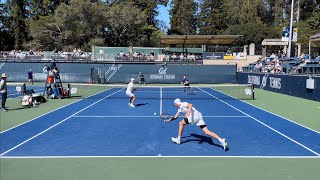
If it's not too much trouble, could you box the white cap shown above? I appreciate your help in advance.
[131,78,135,81]
[174,98,181,105]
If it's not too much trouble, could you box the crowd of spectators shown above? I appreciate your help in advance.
[1,50,44,59]
[164,53,200,62]
[0,48,91,61]
[243,51,320,74]
[113,51,155,61]
[52,48,91,60]
[253,53,285,73]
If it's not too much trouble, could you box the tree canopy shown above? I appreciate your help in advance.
[0,0,319,51]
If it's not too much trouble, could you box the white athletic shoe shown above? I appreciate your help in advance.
[128,102,131,106]
[171,137,181,144]
[221,138,228,151]
[130,104,135,107]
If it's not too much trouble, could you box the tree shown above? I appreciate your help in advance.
[168,0,197,35]
[221,0,264,25]
[224,21,277,46]
[104,1,148,46]
[9,0,29,50]
[29,0,105,51]
[307,8,320,30]
[0,2,15,50]
[28,0,70,19]
[197,0,227,35]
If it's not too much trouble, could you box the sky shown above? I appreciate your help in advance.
[156,1,171,28]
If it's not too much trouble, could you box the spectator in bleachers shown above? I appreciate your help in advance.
[119,51,124,57]
[226,48,232,55]
[300,52,305,59]
[269,53,277,61]
[128,52,133,61]
[29,50,34,55]
[190,53,196,62]
[179,53,184,61]
[99,48,104,60]
[172,53,177,59]
[275,61,282,73]
[187,53,191,62]
[73,48,77,56]
[254,61,263,72]
[148,52,154,61]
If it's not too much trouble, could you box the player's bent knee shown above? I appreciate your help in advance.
[183,118,190,124]
[199,125,207,129]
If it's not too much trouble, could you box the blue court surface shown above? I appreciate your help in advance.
[1,87,320,157]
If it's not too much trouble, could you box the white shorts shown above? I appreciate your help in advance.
[126,91,134,98]
[186,112,205,126]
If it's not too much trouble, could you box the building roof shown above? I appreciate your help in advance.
[160,35,242,45]
[262,39,289,46]
[310,33,320,42]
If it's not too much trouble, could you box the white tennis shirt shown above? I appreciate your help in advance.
[177,102,199,114]
[126,82,133,93]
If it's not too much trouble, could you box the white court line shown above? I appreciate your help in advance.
[0,88,124,156]
[210,87,320,135]
[72,115,249,118]
[199,88,320,156]
[0,155,319,159]
[160,87,162,115]
[0,88,114,134]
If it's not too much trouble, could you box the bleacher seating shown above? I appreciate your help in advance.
[242,56,320,74]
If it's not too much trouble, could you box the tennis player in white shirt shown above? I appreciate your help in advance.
[126,78,136,107]
[167,98,228,151]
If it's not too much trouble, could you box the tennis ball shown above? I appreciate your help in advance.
[154,112,157,115]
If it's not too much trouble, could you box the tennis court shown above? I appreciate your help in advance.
[1,84,319,157]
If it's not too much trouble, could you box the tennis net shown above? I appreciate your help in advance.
[68,83,254,100]
[5,82,26,99]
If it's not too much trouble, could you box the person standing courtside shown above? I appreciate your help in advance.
[27,69,34,85]
[0,73,8,112]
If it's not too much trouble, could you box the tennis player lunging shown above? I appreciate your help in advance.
[126,78,136,107]
[181,75,191,92]
[167,98,228,151]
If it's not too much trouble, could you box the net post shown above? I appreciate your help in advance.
[22,83,26,95]
[68,83,71,99]
[251,84,255,100]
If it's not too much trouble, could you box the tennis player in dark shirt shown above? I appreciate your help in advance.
[27,69,34,85]
[181,75,190,92]
[138,72,146,85]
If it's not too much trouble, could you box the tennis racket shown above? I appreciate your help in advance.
[160,113,174,123]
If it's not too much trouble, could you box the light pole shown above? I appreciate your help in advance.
[287,0,294,58]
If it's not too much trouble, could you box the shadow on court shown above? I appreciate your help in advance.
[5,106,39,111]
[135,103,149,107]
[181,133,229,151]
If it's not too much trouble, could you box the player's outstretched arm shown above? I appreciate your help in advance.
[165,112,180,123]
